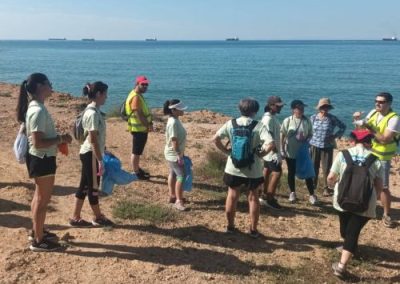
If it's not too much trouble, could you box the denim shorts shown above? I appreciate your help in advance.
[380,160,391,188]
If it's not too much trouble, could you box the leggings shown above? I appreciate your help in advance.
[285,158,314,195]
[338,211,369,254]
[76,151,100,205]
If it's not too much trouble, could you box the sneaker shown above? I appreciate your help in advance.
[92,216,114,227]
[173,201,188,211]
[382,215,395,228]
[309,195,318,205]
[69,218,93,228]
[134,168,150,180]
[249,229,260,239]
[288,192,297,203]
[226,226,239,234]
[28,230,58,242]
[323,188,334,197]
[259,197,268,206]
[331,262,346,278]
[29,239,62,252]
[266,198,283,210]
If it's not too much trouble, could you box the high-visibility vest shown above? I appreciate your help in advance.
[125,90,152,132]
[367,111,398,161]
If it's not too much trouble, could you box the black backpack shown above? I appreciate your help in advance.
[230,119,258,169]
[337,150,377,213]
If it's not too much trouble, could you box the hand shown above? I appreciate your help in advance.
[97,160,105,176]
[61,133,73,144]
[280,150,287,159]
[273,155,282,165]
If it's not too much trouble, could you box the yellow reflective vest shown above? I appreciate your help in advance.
[125,90,152,132]
[367,111,398,161]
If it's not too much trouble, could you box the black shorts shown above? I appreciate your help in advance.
[131,132,148,155]
[264,160,282,172]
[26,153,57,178]
[223,173,264,191]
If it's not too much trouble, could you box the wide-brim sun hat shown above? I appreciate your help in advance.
[316,98,334,110]
[168,101,187,111]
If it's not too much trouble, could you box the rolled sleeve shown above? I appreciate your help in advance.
[29,110,46,133]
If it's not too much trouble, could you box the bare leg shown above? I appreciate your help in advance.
[72,198,85,220]
[248,189,260,231]
[168,173,176,198]
[131,153,141,173]
[225,187,240,228]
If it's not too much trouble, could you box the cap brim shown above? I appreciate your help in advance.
[275,102,285,106]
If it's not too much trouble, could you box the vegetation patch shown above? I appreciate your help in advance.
[0,92,11,97]
[113,200,176,223]
[195,150,226,184]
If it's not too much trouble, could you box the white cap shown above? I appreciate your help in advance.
[169,101,187,111]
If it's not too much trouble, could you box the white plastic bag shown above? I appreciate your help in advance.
[13,124,28,164]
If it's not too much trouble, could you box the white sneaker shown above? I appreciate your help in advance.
[288,192,297,203]
[174,201,188,211]
[259,197,268,206]
[309,195,318,205]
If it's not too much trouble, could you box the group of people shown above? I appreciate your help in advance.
[15,72,398,278]
[212,92,398,278]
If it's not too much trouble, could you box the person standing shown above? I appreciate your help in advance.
[125,76,153,180]
[259,96,285,210]
[70,82,114,227]
[213,98,274,238]
[310,98,346,197]
[355,92,399,228]
[281,100,318,205]
[16,73,72,251]
[163,99,188,211]
[328,129,383,278]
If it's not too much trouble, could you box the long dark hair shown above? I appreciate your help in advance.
[16,73,49,123]
[82,81,108,100]
[163,99,180,115]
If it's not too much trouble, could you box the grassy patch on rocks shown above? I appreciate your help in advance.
[113,200,176,223]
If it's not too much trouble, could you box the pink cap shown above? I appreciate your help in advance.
[136,75,149,85]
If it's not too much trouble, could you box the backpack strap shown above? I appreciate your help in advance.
[364,154,377,168]
[231,119,239,128]
[341,150,353,166]
[231,119,258,130]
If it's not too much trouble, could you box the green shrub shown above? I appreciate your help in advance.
[113,201,176,223]
[195,150,227,183]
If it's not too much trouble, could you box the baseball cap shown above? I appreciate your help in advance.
[350,129,374,142]
[290,100,307,109]
[267,96,285,106]
[136,76,149,85]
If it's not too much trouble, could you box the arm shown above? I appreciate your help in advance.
[171,137,184,160]
[257,141,275,158]
[31,132,71,148]
[213,135,231,155]
[333,116,346,138]
[327,171,338,188]
[131,96,152,130]
[373,177,384,196]
[88,130,104,175]
[373,128,397,144]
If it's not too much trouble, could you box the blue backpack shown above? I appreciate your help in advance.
[230,119,258,169]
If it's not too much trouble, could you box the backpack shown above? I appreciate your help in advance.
[337,150,377,213]
[230,119,258,169]
[120,100,130,121]
[73,106,96,143]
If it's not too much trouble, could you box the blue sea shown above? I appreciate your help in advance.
[1,40,399,131]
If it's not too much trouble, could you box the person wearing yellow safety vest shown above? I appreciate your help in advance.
[125,75,153,180]
[353,92,400,228]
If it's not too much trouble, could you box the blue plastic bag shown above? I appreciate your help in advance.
[295,143,315,179]
[183,156,193,192]
[101,152,137,195]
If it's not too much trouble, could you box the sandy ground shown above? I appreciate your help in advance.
[0,82,399,284]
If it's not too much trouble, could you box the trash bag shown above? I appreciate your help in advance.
[101,152,137,195]
[183,156,193,192]
[13,124,28,164]
[295,143,315,180]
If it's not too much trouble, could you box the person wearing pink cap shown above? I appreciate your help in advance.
[124,76,153,180]
[328,129,383,278]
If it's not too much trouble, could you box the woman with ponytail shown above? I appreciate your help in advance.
[163,99,188,211]
[69,81,114,227]
[16,73,72,252]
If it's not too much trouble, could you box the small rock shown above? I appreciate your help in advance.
[37,268,45,273]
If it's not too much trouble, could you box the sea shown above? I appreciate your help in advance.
[1,40,399,132]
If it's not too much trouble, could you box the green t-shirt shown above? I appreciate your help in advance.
[26,100,57,158]
[215,117,272,178]
[164,117,187,162]
[79,103,106,155]
[330,145,383,218]
[281,115,313,159]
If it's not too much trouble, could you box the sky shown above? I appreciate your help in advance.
[0,0,399,40]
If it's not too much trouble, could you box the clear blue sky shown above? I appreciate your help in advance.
[1,0,399,40]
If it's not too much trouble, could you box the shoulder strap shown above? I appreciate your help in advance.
[364,154,377,168]
[248,120,258,131]
[341,150,353,166]
[231,119,239,128]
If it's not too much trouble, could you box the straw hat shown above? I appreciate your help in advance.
[316,98,334,110]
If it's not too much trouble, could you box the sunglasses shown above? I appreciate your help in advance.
[375,100,387,104]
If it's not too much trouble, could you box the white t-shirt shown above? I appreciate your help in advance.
[365,109,400,133]
[261,112,281,162]
[80,103,106,155]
